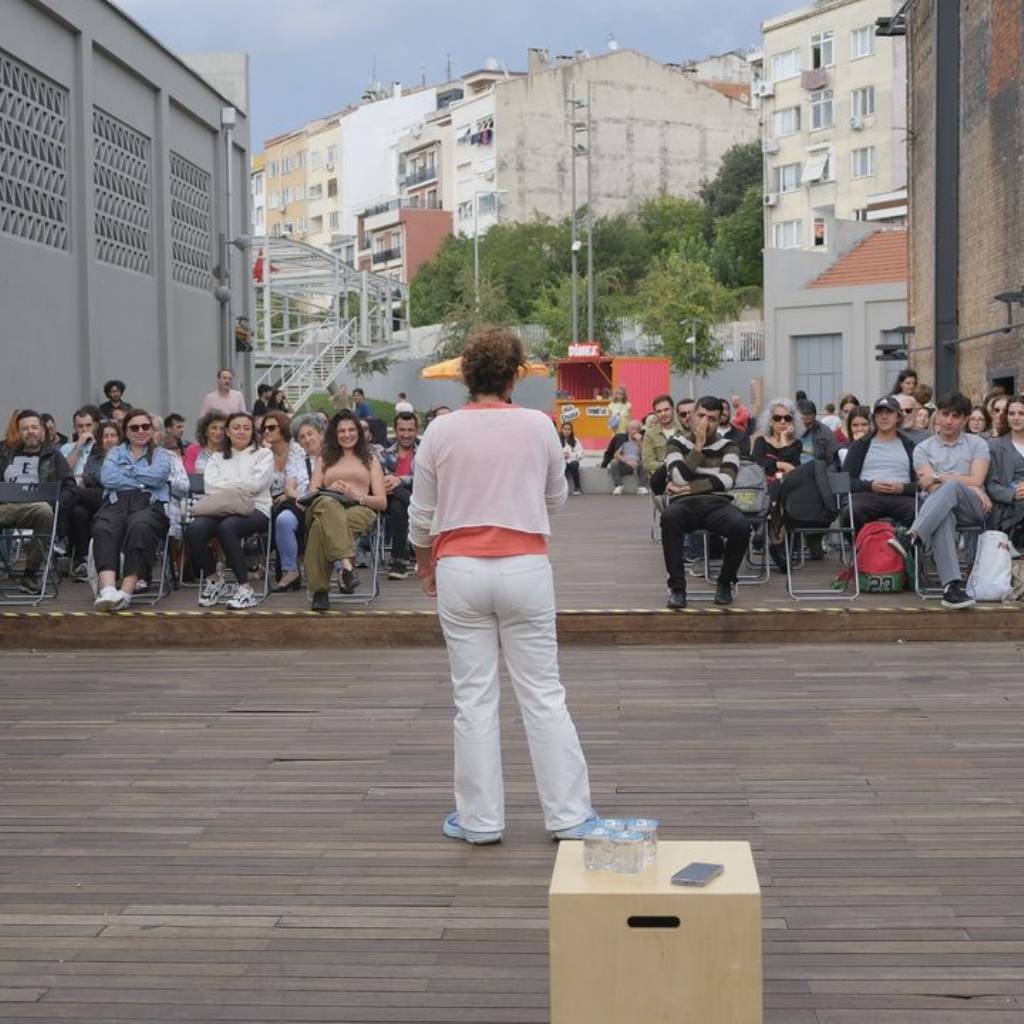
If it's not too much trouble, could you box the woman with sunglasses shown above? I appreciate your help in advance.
[261,410,309,592]
[91,409,172,612]
[751,399,803,572]
[188,412,274,610]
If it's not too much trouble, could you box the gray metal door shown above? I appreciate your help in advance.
[793,334,843,409]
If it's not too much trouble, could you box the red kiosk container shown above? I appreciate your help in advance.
[554,344,671,450]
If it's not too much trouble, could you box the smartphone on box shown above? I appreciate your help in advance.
[670,862,723,887]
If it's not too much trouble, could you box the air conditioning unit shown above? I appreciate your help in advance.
[850,116,865,131]
[763,193,779,207]
[762,138,780,154]
[754,80,774,98]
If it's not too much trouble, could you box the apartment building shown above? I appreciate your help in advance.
[263,128,307,239]
[759,0,907,254]
[251,153,266,236]
[449,70,506,237]
[355,201,453,284]
[304,114,344,249]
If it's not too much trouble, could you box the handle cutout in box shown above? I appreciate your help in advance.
[627,915,680,929]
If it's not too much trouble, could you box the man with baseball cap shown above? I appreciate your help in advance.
[843,396,917,530]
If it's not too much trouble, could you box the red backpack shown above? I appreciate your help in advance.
[855,521,906,592]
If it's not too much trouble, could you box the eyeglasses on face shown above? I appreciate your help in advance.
[772,414,793,422]
[127,423,152,432]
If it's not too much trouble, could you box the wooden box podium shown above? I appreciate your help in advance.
[549,840,762,1023]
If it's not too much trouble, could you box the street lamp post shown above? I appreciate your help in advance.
[679,317,708,399]
[473,188,508,307]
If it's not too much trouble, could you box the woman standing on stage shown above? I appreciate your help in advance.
[409,327,594,845]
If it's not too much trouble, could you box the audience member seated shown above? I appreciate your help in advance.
[41,413,66,447]
[896,393,929,444]
[751,399,802,570]
[69,420,121,579]
[819,403,842,433]
[832,393,862,443]
[986,394,1024,543]
[836,405,871,465]
[729,393,752,435]
[845,397,917,531]
[675,398,694,434]
[560,421,584,495]
[267,389,292,414]
[149,416,189,585]
[424,404,452,429]
[796,400,838,464]
[252,384,273,417]
[608,419,648,495]
[891,368,918,398]
[889,392,991,609]
[988,395,1009,439]
[304,410,387,611]
[292,413,324,480]
[187,412,273,610]
[0,409,72,593]
[382,411,419,578]
[913,405,934,434]
[641,394,678,480]
[91,409,170,612]
[718,398,751,456]
[260,410,309,592]
[59,405,102,564]
[199,368,246,418]
[183,412,227,474]
[98,379,130,420]
[967,405,992,436]
[652,395,748,608]
[164,413,187,455]
[2,409,21,457]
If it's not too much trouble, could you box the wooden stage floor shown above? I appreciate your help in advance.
[2,495,1023,650]
[0,643,1022,1022]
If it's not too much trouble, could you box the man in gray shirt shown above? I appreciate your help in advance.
[889,392,990,608]
[845,396,916,529]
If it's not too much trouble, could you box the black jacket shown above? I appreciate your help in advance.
[600,432,629,469]
[0,443,73,499]
[843,433,916,494]
[803,419,838,464]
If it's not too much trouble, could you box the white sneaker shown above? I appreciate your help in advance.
[226,583,260,610]
[94,586,120,612]
[109,589,131,612]
[637,486,649,495]
[198,576,227,607]
[611,485,623,495]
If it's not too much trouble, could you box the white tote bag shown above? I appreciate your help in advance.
[966,530,1017,601]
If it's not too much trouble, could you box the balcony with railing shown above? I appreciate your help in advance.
[372,246,403,265]
[403,164,438,188]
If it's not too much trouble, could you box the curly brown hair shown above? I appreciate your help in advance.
[321,410,373,468]
[461,326,526,399]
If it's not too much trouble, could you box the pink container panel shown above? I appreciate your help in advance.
[612,359,671,422]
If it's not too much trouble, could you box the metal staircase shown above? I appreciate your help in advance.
[250,236,409,411]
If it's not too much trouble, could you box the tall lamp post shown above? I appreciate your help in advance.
[679,317,708,399]
[473,188,508,307]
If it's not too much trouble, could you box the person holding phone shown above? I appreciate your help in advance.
[409,327,594,846]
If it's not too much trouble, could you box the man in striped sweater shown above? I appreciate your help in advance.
[652,395,750,609]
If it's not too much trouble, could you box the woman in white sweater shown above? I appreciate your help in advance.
[187,412,273,609]
[409,327,594,845]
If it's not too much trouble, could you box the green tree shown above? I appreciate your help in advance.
[699,140,763,221]
[636,194,706,255]
[636,252,739,374]
[433,266,516,360]
[530,270,635,358]
[712,185,764,289]
[409,234,472,326]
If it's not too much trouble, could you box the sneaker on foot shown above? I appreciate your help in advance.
[70,562,89,581]
[109,589,131,612]
[887,529,914,561]
[637,486,649,495]
[338,568,359,594]
[387,561,409,580]
[552,812,601,841]
[311,590,330,612]
[134,579,149,593]
[714,578,734,606]
[611,485,623,495]
[442,812,503,845]
[198,576,227,607]
[17,571,41,594]
[94,586,120,612]
[941,580,975,609]
[573,489,582,496]
[227,583,260,610]
[666,588,687,610]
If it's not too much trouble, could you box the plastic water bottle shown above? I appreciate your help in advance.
[609,830,645,874]
[628,818,659,865]
[583,826,615,871]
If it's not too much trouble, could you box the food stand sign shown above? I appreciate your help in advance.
[560,404,581,423]
[567,342,601,358]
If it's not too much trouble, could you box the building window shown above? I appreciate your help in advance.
[309,183,323,200]
[813,217,827,248]
[851,86,876,119]
[810,89,834,130]
[254,205,263,222]
[772,219,802,249]
[426,188,439,209]
[92,107,152,274]
[770,48,801,82]
[268,161,279,178]
[457,200,473,221]
[296,151,306,169]
[851,25,875,59]
[803,151,832,184]
[851,146,875,178]
[327,178,337,198]
[252,173,264,195]
[774,162,802,193]
[793,334,843,409]
[282,221,294,235]
[309,150,320,171]
[294,185,304,202]
[328,211,339,230]
[771,106,801,137]
[169,151,212,289]
[326,145,337,169]
[810,31,834,69]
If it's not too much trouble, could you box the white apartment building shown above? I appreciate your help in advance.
[448,70,505,237]
[250,155,265,236]
[759,0,907,253]
[304,115,343,249]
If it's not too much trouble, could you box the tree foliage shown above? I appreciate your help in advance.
[712,185,764,289]
[433,266,516,360]
[698,139,763,220]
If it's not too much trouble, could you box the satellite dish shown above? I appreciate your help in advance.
[608,33,619,51]
[485,56,499,71]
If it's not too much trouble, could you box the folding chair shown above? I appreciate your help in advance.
[85,528,172,606]
[328,514,385,606]
[784,471,859,601]
[911,490,983,599]
[0,482,61,606]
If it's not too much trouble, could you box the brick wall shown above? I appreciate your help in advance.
[908,0,1024,399]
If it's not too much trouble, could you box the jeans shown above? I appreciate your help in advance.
[436,555,592,834]
[609,461,648,487]
[274,508,301,572]
[851,491,916,531]
[564,461,581,492]
[386,484,412,563]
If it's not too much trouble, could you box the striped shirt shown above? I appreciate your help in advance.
[663,432,741,500]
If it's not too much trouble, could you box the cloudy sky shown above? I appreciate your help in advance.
[116,0,797,147]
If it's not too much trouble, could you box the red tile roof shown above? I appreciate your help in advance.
[807,230,909,289]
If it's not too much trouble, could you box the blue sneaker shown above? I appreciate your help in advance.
[442,812,503,845]
[551,812,601,841]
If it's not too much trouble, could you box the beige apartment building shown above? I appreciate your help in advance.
[262,128,308,239]
[759,0,907,253]
[304,114,344,249]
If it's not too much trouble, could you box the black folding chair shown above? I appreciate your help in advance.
[0,482,62,606]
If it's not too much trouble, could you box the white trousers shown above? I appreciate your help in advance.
[436,554,592,834]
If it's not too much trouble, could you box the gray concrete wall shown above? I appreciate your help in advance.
[0,0,249,427]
